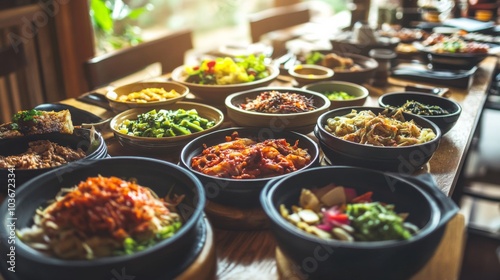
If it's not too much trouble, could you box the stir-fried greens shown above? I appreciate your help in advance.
[184,54,270,85]
[387,100,449,116]
[17,176,184,259]
[118,109,215,137]
[281,184,419,242]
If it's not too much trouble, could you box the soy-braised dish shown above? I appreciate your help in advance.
[280,184,419,241]
[324,109,436,146]
[191,131,311,179]
[0,109,73,139]
[304,52,363,72]
[239,90,316,114]
[386,100,450,116]
[18,176,183,260]
[117,109,215,137]
[184,54,270,85]
[0,140,86,169]
[117,88,181,103]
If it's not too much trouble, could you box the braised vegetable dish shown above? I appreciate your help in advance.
[191,131,311,179]
[18,176,183,259]
[240,90,316,114]
[117,109,215,137]
[324,109,436,146]
[280,184,419,241]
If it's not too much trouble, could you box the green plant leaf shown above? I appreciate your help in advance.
[90,0,113,33]
[128,7,148,20]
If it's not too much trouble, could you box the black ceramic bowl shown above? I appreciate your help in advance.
[0,157,206,280]
[260,166,458,279]
[0,128,107,190]
[378,92,462,135]
[179,127,320,208]
[315,106,442,173]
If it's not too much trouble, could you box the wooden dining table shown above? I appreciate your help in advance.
[53,49,499,279]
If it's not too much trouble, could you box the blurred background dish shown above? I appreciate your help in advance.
[297,51,378,84]
[105,81,189,113]
[179,127,320,208]
[225,87,330,134]
[260,166,458,280]
[110,102,224,153]
[287,64,334,86]
[315,106,442,172]
[0,128,107,190]
[171,64,279,105]
[0,157,206,280]
[378,91,462,135]
[302,81,368,109]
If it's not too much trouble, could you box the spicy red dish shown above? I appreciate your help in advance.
[190,132,311,179]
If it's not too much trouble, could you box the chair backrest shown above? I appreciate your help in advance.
[0,44,27,76]
[83,28,193,90]
[248,3,311,43]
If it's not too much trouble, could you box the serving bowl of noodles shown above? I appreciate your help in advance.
[171,55,279,104]
[314,106,442,172]
[0,157,206,280]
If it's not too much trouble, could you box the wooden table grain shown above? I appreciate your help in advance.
[59,54,498,280]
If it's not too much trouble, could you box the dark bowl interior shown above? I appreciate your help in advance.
[298,51,379,84]
[0,157,206,280]
[260,166,458,279]
[315,106,442,173]
[426,51,488,70]
[0,128,107,190]
[378,92,462,135]
[179,127,320,208]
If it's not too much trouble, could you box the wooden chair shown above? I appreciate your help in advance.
[0,44,27,76]
[248,3,311,43]
[83,28,193,90]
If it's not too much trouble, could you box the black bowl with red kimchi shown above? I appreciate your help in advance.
[179,127,320,208]
[0,157,206,280]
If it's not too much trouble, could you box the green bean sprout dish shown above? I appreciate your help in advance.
[117,109,215,138]
[324,109,436,146]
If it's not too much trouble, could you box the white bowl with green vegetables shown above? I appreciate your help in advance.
[110,102,224,152]
[302,81,369,109]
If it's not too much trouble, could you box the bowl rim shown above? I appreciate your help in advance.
[109,101,225,143]
[170,64,280,90]
[377,91,462,119]
[302,80,370,102]
[105,81,190,105]
[260,165,441,248]
[179,126,320,184]
[224,87,331,117]
[316,106,442,150]
[288,64,335,79]
[4,156,206,266]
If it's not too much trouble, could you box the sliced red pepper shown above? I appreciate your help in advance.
[325,212,349,224]
[352,191,373,203]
